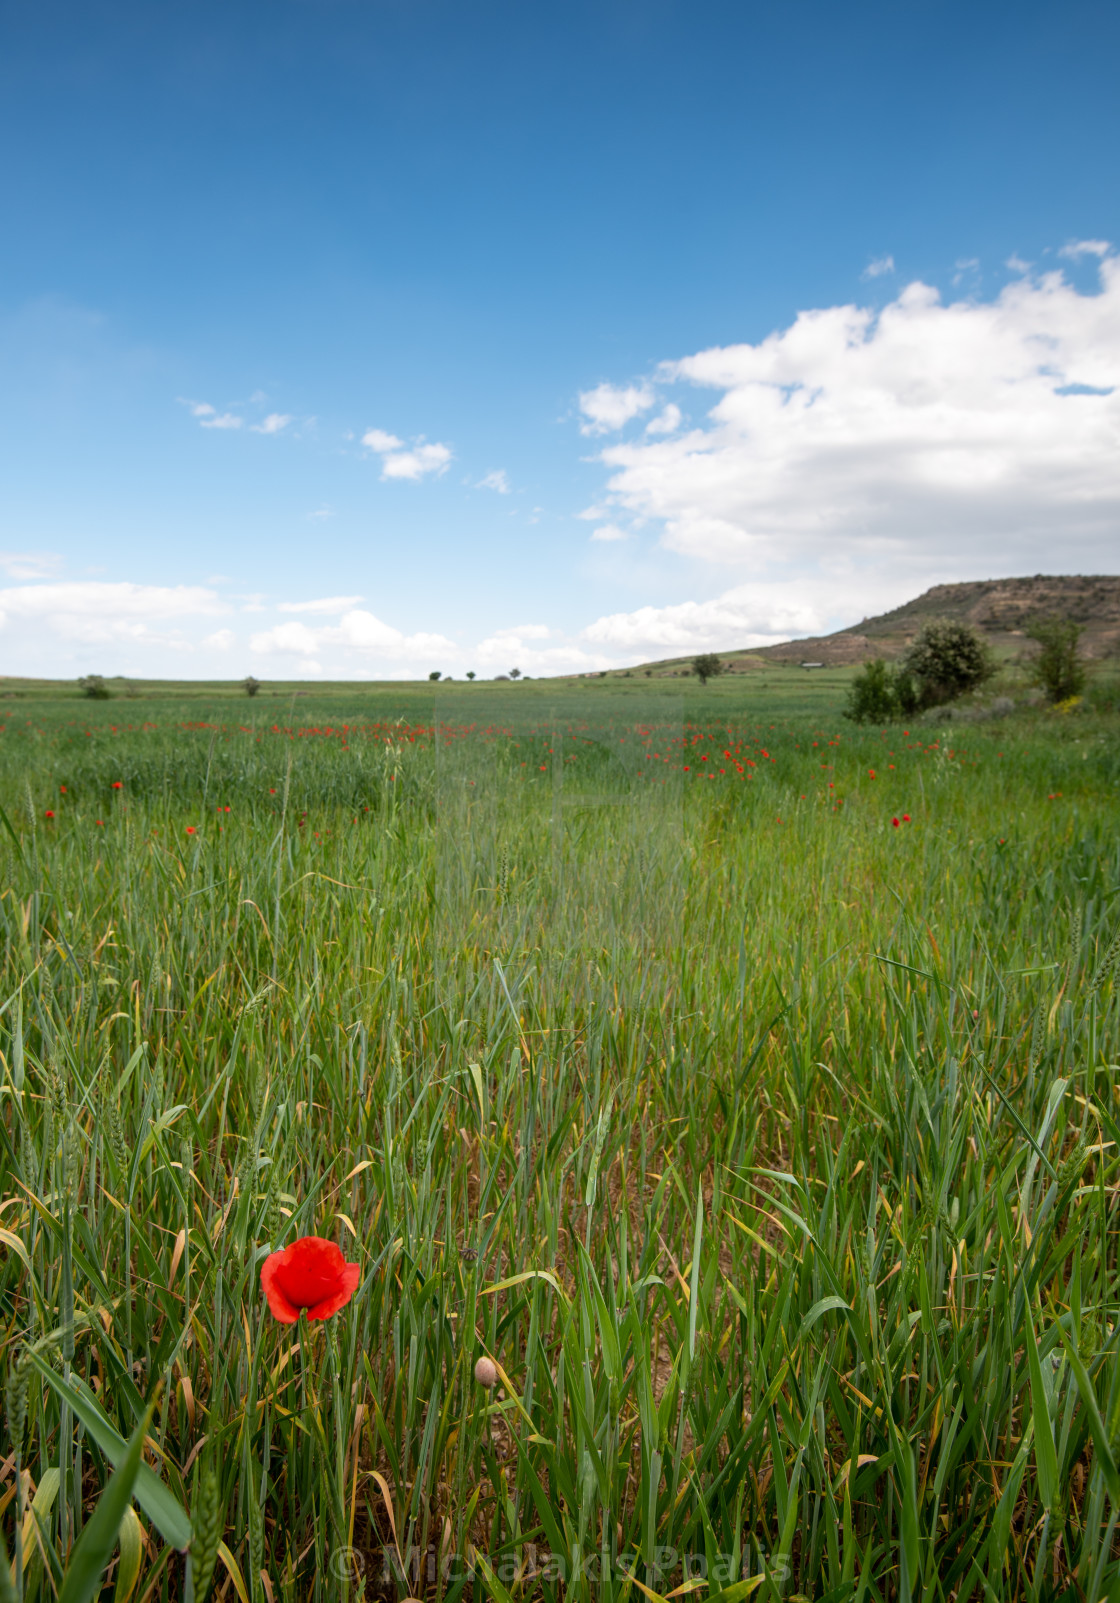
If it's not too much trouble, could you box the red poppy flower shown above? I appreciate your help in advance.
[185,825,197,835]
[261,1236,361,1325]
[112,780,123,789]
[892,817,900,827]
[44,809,55,819]
[902,813,911,822]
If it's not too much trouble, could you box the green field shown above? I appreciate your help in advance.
[1,680,1119,1602]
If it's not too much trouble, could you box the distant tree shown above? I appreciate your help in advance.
[466,670,476,680]
[78,675,111,700]
[900,619,994,707]
[509,667,521,680]
[1027,616,1086,703]
[693,653,723,685]
[244,675,261,698]
[429,671,442,681]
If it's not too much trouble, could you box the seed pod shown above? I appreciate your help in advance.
[1089,923,1120,998]
[474,1356,498,1389]
[263,1163,284,1248]
[249,1493,264,1590]
[103,1091,131,1176]
[191,1466,222,1603]
[5,1351,29,1454]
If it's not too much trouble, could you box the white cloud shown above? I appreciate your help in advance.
[477,469,511,493]
[0,582,226,661]
[589,523,630,542]
[250,413,292,434]
[381,442,452,480]
[1060,239,1111,260]
[489,623,551,640]
[0,551,62,581]
[1006,254,1032,274]
[250,608,456,664]
[362,428,452,481]
[862,255,895,279]
[646,404,682,435]
[580,577,901,658]
[588,249,1120,580]
[249,620,321,656]
[277,595,364,614]
[577,505,608,521]
[578,382,655,435]
[203,628,236,651]
[200,413,243,430]
[362,428,404,453]
[178,399,215,418]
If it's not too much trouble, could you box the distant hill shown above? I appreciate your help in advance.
[594,574,1120,679]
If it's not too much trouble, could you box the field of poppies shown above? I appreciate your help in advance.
[0,681,1119,1603]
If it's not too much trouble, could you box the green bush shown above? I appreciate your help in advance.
[900,618,995,707]
[844,658,899,723]
[1027,615,1086,704]
[77,674,111,700]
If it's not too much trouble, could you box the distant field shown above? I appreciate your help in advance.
[1,684,1119,1601]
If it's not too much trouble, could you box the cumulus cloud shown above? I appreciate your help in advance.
[277,595,365,614]
[477,469,511,493]
[250,608,455,663]
[578,382,655,435]
[579,576,909,659]
[203,628,236,651]
[0,551,62,581]
[1061,239,1111,260]
[862,255,895,279]
[646,404,682,435]
[588,250,1120,580]
[589,524,630,542]
[362,428,452,480]
[200,412,243,430]
[381,443,452,480]
[250,413,292,434]
[0,582,226,667]
[362,428,404,453]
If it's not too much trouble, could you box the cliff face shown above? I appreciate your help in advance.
[756,575,1120,665]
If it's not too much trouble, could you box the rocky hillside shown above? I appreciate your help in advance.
[606,574,1120,678]
[756,574,1120,667]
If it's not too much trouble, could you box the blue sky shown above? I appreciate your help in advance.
[2,0,1118,679]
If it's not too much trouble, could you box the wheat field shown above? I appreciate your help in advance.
[0,683,1118,1603]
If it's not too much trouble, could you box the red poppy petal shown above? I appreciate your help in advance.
[261,1251,302,1324]
[272,1235,350,1308]
[305,1262,362,1322]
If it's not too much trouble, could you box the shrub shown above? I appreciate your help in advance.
[244,676,261,698]
[900,619,995,707]
[844,659,898,723]
[78,675,111,700]
[429,671,442,682]
[1026,616,1086,704]
[693,653,723,685]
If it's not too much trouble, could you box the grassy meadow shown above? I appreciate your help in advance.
[1,676,1119,1603]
